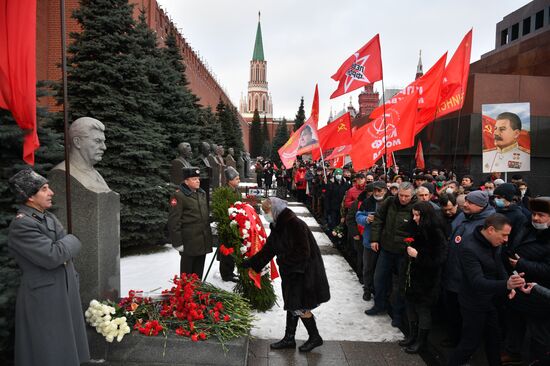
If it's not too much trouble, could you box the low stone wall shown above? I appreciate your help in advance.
[85,328,249,366]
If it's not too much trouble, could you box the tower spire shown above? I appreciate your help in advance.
[252,12,264,61]
[415,49,423,80]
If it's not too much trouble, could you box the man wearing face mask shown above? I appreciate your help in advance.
[492,183,527,247]
[356,181,388,301]
[324,168,350,232]
[500,197,550,365]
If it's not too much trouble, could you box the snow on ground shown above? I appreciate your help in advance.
[121,202,402,342]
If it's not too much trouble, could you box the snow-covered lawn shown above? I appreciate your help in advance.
[121,203,402,342]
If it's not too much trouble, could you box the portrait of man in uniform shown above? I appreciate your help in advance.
[297,125,319,151]
[482,103,531,173]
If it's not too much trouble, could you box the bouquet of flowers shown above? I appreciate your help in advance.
[211,187,278,312]
[332,224,345,239]
[86,273,254,349]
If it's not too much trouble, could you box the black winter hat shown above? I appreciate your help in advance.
[182,167,201,180]
[9,169,48,203]
[494,183,517,202]
[529,197,550,214]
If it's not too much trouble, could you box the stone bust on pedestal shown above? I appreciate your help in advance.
[225,147,237,170]
[52,117,110,193]
[49,117,120,305]
[170,142,193,185]
[208,144,221,188]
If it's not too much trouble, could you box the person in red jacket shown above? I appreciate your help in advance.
[344,172,366,209]
[294,164,307,203]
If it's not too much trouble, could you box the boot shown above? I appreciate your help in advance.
[270,312,299,349]
[398,321,418,347]
[298,316,323,352]
[405,329,429,354]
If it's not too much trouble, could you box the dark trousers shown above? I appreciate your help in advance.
[373,248,405,317]
[362,247,379,294]
[443,289,462,343]
[448,307,501,366]
[353,239,364,277]
[180,253,206,280]
[219,252,235,279]
[326,210,340,231]
[406,301,433,330]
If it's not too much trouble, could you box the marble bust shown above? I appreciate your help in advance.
[52,117,110,193]
[170,142,193,185]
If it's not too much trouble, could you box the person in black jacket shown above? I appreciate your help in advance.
[243,197,330,353]
[324,169,350,231]
[399,201,447,354]
[493,183,527,246]
[502,197,550,365]
[448,214,526,366]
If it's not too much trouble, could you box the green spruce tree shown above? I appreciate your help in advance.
[249,109,262,157]
[293,97,306,131]
[270,118,290,165]
[65,0,171,248]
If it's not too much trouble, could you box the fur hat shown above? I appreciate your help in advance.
[9,169,48,203]
[494,183,517,202]
[224,166,239,181]
[182,167,201,180]
[528,197,550,214]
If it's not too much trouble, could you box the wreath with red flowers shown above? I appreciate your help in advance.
[211,187,278,311]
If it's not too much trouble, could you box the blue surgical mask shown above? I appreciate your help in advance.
[494,198,506,208]
[264,213,274,224]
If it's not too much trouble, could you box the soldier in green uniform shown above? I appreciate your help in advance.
[168,167,213,279]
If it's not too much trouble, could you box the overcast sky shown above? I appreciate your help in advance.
[156,0,530,127]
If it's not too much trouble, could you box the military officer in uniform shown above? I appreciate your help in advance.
[168,167,213,279]
[218,166,241,282]
[483,112,530,172]
[8,169,90,366]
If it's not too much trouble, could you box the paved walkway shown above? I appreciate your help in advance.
[246,200,426,366]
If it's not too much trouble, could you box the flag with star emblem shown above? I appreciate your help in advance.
[330,34,383,99]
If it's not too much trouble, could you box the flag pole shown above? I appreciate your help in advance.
[60,0,72,233]
[319,147,327,182]
[381,79,388,179]
[451,86,465,175]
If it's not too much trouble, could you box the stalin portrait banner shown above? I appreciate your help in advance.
[482,102,531,173]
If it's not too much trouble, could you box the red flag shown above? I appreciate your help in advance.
[351,93,418,170]
[370,53,447,134]
[325,145,351,160]
[311,84,319,128]
[415,141,425,169]
[330,34,383,99]
[437,30,472,117]
[318,112,352,151]
[329,156,345,168]
[278,117,319,168]
[386,152,394,168]
[0,0,39,165]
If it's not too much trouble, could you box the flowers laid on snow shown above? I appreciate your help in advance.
[86,273,254,346]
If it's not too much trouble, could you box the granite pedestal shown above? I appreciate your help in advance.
[49,170,120,305]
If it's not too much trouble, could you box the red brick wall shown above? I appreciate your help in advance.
[36,0,249,149]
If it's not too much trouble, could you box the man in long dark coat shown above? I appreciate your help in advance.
[8,169,90,366]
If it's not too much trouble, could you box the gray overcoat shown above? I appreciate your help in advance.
[8,205,90,366]
[167,184,213,256]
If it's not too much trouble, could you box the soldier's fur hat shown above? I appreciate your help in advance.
[9,169,49,203]
[182,167,201,180]
[224,166,239,181]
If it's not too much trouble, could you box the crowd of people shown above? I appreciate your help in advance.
[256,158,549,366]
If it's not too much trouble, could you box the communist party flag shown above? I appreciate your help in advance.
[318,112,352,151]
[437,29,472,117]
[329,156,345,168]
[415,141,425,169]
[370,53,447,135]
[0,0,39,165]
[311,84,320,128]
[351,92,418,170]
[325,144,352,160]
[330,34,383,99]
